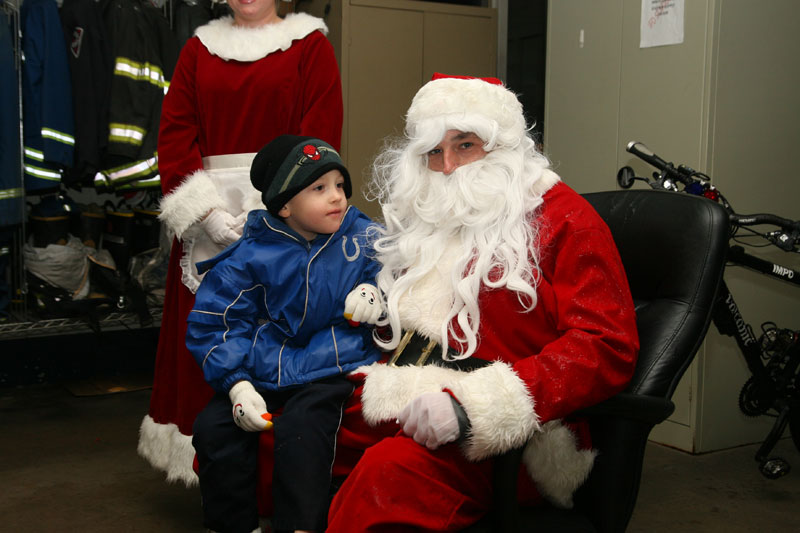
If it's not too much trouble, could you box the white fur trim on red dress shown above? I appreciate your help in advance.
[159,170,225,239]
[137,415,198,486]
[195,13,327,62]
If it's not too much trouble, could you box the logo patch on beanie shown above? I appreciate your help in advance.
[277,145,337,194]
[302,144,322,161]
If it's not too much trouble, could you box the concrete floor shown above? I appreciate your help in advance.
[1,331,799,532]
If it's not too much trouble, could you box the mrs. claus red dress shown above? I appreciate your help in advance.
[137,12,343,485]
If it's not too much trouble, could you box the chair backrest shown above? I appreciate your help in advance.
[471,189,732,533]
[571,189,730,533]
[583,189,730,399]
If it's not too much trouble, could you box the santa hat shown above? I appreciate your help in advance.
[250,135,351,217]
[405,73,527,142]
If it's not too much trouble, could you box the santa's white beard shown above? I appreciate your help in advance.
[374,149,542,358]
[411,156,518,231]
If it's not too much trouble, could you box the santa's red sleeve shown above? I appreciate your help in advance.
[444,183,639,443]
[511,223,640,422]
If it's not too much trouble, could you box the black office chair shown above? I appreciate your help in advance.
[469,189,731,532]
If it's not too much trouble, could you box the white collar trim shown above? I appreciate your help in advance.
[195,12,327,62]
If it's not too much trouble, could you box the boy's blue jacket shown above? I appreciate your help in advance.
[186,206,382,393]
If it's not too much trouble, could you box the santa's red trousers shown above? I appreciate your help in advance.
[328,433,493,531]
[255,383,538,531]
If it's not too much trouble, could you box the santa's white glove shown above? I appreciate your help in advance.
[229,381,272,432]
[200,208,242,247]
[343,283,382,325]
[398,391,462,450]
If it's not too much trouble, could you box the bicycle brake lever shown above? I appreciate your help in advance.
[653,172,679,192]
[773,231,799,252]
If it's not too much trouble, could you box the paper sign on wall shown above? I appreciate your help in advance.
[640,0,684,48]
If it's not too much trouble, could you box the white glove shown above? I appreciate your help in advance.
[398,391,461,450]
[343,283,382,325]
[200,208,242,246]
[232,212,247,234]
[228,381,272,432]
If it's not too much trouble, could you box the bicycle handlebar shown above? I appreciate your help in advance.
[622,141,800,252]
[626,141,671,173]
[626,141,694,186]
[731,213,800,252]
[731,213,800,233]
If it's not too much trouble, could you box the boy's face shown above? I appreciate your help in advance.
[279,169,348,240]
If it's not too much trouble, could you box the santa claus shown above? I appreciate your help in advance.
[318,74,640,530]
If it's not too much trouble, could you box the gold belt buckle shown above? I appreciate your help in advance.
[388,330,438,367]
[416,339,437,366]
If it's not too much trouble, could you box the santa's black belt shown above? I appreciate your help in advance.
[387,330,489,372]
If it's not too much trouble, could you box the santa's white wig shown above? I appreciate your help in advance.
[369,75,558,359]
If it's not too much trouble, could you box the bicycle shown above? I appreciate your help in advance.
[616,141,800,479]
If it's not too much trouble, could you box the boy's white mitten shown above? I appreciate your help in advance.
[343,283,382,325]
[200,208,242,246]
[228,381,270,432]
[398,391,461,450]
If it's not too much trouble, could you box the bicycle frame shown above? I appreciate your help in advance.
[715,246,800,366]
[728,245,800,287]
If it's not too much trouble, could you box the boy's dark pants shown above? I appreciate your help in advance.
[193,375,354,533]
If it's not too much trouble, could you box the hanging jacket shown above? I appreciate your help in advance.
[60,0,112,186]
[186,206,382,393]
[1,8,24,226]
[20,0,75,193]
[94,0,178,191]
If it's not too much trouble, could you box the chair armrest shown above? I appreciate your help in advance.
[575,393,675,426]
[476,394,673,533]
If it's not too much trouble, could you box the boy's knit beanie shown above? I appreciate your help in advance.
[250,135,351,217]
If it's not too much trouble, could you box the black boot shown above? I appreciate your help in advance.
[103,206,134,273]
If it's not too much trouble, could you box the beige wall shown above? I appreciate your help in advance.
[301,0,497,220]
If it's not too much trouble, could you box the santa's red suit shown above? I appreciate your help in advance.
[138,13,343,485]
[253,178,639,529]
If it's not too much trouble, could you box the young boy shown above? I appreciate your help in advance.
[187,135,383,533]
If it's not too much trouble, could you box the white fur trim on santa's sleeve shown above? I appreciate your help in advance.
[522,420,597,509]
[358,360,596,508]
[446,362,540,461]
[358,362,461,424]
[359,361,540,458]
[159,170,225,239]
